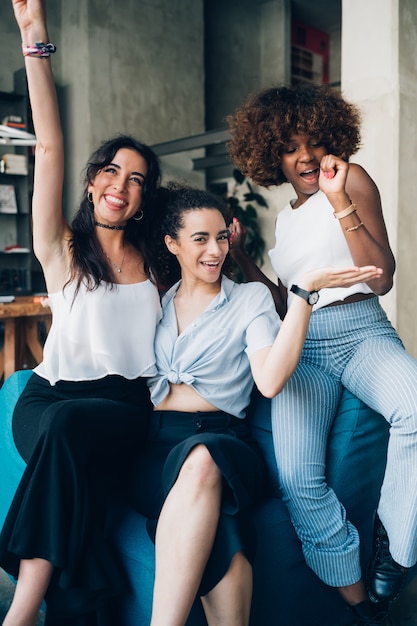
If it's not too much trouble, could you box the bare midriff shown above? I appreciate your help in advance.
[154,382,219,413]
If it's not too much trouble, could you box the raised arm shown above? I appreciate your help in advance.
[249,264,383,398]
[12,0,70,289]
[319,155,396,295]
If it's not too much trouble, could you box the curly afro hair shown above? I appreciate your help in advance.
[227,84,362,188]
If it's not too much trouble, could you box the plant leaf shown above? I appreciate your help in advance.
[233,169,246,185]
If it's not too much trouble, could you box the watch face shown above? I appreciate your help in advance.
[308,291,320,305]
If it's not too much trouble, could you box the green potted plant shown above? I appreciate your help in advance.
[225,169,268,282]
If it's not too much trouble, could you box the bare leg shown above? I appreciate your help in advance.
[150,444,222,626]
[2,558,53,626]
[201,552,252,626]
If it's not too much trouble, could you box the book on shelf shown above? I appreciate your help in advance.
[0,152,28,175]
[3,245,30,253]
[0,184,18,213]
[0,124,36,146]
[1,115,27,130]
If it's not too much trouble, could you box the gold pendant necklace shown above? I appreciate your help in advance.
[103,246,126,273]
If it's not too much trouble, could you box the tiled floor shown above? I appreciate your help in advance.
[1,566,416,625]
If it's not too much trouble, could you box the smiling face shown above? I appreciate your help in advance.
[88,148,148,225]
[164,208,230,285]
[280,133,328,207]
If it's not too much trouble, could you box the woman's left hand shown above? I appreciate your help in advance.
[300,265,383,292]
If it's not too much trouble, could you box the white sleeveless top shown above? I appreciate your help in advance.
[268,190,373,310]
[35,279,162,385]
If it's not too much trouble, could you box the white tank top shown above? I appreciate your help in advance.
[35,279,162,385]
[268,190,373,310]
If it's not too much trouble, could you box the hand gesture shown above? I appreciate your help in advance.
[319,154,349,196]
[301,265,383,292]
[228,217,247,252]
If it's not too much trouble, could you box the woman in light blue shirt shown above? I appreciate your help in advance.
[129,183,381,626]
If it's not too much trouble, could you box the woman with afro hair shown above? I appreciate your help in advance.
[227,84,417,626]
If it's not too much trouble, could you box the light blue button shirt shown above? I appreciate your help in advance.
[149,275,280,418]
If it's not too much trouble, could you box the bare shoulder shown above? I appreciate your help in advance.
[346,162,380,196]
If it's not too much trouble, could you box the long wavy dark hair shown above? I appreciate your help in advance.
[68,134,161,291]
[150,182,234,291]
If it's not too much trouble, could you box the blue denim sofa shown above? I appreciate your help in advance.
[0,370,392,625]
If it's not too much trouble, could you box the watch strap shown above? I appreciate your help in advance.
[290,284,311,301]
[290,284,319,305]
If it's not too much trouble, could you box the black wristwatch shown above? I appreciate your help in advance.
[290,284,320,306]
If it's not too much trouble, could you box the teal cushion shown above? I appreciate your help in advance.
[0,370,32,532]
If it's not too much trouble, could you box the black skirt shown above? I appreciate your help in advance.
[129,409,266,596]
[0,372,151,624]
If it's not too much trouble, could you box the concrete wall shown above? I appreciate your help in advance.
[342,0,399,323]
[205,0,290,130]
[397,0,417,356]
[342,0,417,354]
[1,0,205,216]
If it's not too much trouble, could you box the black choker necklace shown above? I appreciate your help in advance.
[95,221,126,231]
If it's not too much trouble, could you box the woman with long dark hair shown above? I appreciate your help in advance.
[0,1,161,624]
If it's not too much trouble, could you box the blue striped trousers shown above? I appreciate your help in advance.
[271,296,417,587]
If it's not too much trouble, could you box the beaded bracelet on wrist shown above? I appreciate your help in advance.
[22,42,57,58]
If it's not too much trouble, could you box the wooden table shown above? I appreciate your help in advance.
[0,296,51,381]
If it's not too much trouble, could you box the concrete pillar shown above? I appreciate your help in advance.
[342,0,417,356]
[205,0,290,130]
[397,0,417,357]
[57,0,205,218]
[260,0,291,87]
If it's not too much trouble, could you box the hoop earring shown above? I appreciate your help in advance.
[133,209,144,221]
[87,192,93,205]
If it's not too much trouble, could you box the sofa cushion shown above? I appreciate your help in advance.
[326,388,389,568]
[0,371,396,626]
[0,370,32,532]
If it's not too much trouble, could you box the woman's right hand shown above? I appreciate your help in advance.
[228,217,247,254]
[13,0,69,293]
[299,265,383,293]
